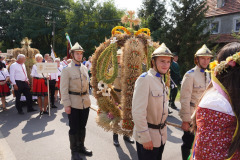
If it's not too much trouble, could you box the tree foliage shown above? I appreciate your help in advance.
[138,0,168,42]
[167,0,210,74]
[0,0,124,58]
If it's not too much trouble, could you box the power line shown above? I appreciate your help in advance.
[22,0,64,11]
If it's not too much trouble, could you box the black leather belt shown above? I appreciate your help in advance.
[69,91,87,96]
[148,121,166,129]
[33,77,43,79]
[113,88,121,92]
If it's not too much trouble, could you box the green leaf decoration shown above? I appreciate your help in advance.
[97,43,118,84]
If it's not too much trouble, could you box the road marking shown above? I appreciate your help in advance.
[0,131,16,160]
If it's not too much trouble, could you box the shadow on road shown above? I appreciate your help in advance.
[0,105,33,138]
[21,112,57,142]
[124,141,137,159]
[60,112,68,126]
[167,115,182,132]
[115,145,132,160]
[167,127,182,144]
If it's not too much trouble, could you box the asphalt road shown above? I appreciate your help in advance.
[0,95,183,160]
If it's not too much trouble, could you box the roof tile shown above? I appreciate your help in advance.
[206,0,240,17]
[210,33,239,43]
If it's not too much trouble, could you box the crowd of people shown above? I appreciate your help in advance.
[0,52,92,115]
[0,41,239,160]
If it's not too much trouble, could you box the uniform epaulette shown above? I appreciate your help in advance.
[140,72,148,77]
[187,69,194,74]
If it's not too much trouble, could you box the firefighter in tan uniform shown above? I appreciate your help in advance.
[112,49,134,146]
[60,42,92,160]
[179,44,212,160]
[132,43,173,160]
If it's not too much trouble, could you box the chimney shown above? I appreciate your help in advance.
[217,0,225,8]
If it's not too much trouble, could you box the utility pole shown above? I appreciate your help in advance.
[45,12,56,51]
[52,17,56,51]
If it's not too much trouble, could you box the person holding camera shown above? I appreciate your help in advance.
[0,61,11,111]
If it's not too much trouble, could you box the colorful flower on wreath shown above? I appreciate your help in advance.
[226,56,236,67]
[107,112,114,120]
[135,28,151,36]
[209,60,218,70]
[111,26,131,36]
[119,119,134,131]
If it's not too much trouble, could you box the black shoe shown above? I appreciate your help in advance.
[43,111,49,114]
[171,104,177,110]
[51,105,57,108]
[123,135,134,144]
[18,111,24,115]
[168,109,173,114]
[27,108,37,112]
[79,146,92,156]
[113,134,120,147]
[69,134,83,160]
[71,152,82,160]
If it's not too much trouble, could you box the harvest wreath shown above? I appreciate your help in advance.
[91,20,170,136]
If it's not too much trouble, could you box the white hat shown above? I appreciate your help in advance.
[71,42,84,52]
[195,44,213,57]
[152,43,173,58]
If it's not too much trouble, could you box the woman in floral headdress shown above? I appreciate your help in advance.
[190,42,240,160]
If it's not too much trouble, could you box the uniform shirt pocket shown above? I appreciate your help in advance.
[151,90,163,97]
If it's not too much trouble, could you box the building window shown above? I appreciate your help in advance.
[234,17,240,32]
[210,20,220,34]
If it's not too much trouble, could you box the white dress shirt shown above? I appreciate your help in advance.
[57,65,63,76]
[10,62,28,85]
[0,68,10,81]
[85,61,92,71]
[49,72,58,81]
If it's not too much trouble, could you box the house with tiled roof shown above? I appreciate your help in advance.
[206,0,240,44]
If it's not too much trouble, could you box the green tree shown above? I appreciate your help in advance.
[169,0,210,74]
[66,0,124,58]
[138,0,168,42]
[0,0,70,57]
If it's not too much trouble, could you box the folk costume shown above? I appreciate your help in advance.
[60,42,92,160]
[31,64,48,97]
[0,68,11,97]
[179,45,212,160]
[56,65,63,91]
[189,51,240,160]
[132,43,173,160]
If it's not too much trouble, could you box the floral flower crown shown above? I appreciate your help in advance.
[209,52,240,74]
